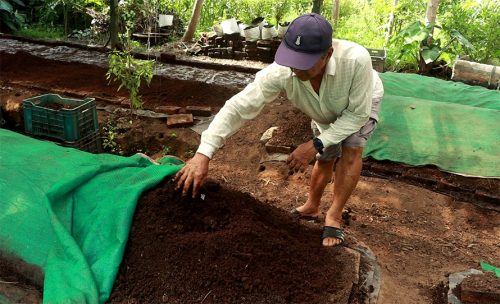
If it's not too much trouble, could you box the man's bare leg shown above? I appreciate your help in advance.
[295,159,335,217]
[323,146,363,246]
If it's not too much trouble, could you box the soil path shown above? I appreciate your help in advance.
[0,45,499,303]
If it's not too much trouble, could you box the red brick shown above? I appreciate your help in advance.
[156,106,181,115]
[166,114,193,127]
[185,106,212,116]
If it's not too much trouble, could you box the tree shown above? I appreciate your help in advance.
[312,0,323,14]
[182,0,204,42]
[425,0,439,26]
[109,0,119,49]
[332,0,340,28]
[385,0,397,45]
[420,0,440,73]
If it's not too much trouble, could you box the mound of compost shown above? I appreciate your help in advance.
[108,180,357,304]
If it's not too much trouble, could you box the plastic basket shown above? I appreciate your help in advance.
[23,94,98,141]
[367,48,386,73]
[61,130,102,154]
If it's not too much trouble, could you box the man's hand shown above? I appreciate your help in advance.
[286,140,317,172]
[174,153,210,198]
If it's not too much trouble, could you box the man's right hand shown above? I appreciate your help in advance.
[174,153,210,198]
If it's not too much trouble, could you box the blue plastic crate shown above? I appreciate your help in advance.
[23,94,98,141]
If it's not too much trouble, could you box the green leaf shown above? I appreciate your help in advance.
[451,29,475,50]
[10,0,25,7]
[422,46,441,64]
[0,0,13,13]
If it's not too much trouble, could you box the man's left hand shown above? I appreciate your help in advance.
[286,140,317,172]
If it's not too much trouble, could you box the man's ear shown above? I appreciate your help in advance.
[327,47,334,58]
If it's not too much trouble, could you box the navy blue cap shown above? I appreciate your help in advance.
[275,13,333,70]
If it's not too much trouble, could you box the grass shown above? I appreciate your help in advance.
[15,25,64,40]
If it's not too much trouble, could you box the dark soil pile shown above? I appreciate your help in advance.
[0,51,238,110]
[108,180,357,304]
[266,108,312,148]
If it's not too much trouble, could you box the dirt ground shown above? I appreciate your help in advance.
[1,47,499,304]
[109,180,362,304]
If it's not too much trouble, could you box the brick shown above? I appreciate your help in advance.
[185,106,212,116]
[265,142,291,154]
[155,106,181,115]
[166,114,193,127]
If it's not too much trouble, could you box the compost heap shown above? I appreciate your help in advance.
[109,180,357,304]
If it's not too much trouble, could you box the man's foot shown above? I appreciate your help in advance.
[290,208,320,223]
[322,215,343,247]
[292,204,320,219]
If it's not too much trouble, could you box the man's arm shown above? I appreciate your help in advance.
[317,56,373,148]
[175,64,285,197]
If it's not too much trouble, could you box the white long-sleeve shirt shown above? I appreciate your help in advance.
[197,39,384,159]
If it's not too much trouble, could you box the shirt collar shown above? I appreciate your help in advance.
[325,57,336,76]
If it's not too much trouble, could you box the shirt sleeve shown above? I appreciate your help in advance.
[197,64,284,159]
[316,56,373,147]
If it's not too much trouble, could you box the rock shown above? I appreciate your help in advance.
[1,95,24,128]
[260,126,278,144]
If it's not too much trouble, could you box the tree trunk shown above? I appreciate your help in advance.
[452,59,500,89]
[384,0,397,45]
[109,0,120,49]
[312,0,323,14]
[419,0,440,73]
[425,0,439,26]
[332,0,340,28]
[63,4,68,37]
[182,0,205,43]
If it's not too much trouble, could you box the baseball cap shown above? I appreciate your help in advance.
[275,13,333,70]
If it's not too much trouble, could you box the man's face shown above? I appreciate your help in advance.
[292,47,333,81]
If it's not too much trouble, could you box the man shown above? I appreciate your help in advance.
[175,13,384,247]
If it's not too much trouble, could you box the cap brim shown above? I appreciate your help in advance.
[274,40,323,70]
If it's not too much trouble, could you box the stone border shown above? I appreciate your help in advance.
[0,34,262,75]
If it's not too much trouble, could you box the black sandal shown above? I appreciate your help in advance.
[321,226,345,247]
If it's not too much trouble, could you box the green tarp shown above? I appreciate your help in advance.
[0,129,183,303]
[365,72,500,177]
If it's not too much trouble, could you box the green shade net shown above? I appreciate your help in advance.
[364,72,500,177]
[0,129,183,303]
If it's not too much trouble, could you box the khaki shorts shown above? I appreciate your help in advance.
[312,118,378,161]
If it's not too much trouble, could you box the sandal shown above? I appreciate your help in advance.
[321,226,345,247]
